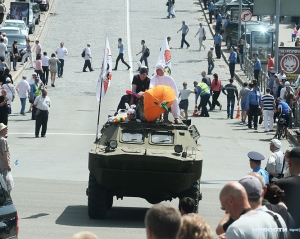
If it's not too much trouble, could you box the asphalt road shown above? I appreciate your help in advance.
[7,0,295,238]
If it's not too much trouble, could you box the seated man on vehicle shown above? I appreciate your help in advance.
[274,98,291,139]
[116,67,150,113]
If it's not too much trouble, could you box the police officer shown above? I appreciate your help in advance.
[275,97,291,138]
[265,139,284,180]
[246,83,261,130]
[248,151,269,184]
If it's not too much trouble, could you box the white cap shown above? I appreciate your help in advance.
[271,139,282,149]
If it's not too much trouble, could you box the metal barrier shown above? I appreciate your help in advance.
[4,53,11,71]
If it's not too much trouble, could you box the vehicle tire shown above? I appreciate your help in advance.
[278,125,283,140]
[87,173,108,219]
[29,25,35,34]
[226,38,231,50]
[282,126,287,138]
[35,16,40,25]
[106,194,113,209]
[179,180,201,213]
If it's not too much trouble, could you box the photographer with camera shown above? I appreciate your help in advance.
[266,139,285,181]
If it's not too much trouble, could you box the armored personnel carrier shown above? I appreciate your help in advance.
[86,120,202,219]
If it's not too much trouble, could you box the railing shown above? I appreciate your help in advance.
[4,53,10,71]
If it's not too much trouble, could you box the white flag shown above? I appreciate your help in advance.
[156,37,172,75]
[96,36,112,101]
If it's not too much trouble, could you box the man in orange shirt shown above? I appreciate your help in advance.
[267,54,274,77]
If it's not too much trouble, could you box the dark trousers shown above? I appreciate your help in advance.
[117,95,133,111]
[216,22,222,32]
[254,69,260,81]
[181,34,190,48]
[248,104,259,128]
[83,60,93,71]
[115,53,130,69]
[42,66,49,84]
[57,59,64,77]
[35,70,44,84]
[209,10,213,23]
[212,91,221,108]
[199,94,210,116]
[227,97,235,118]
[139,55,148,68]
[208,59,214,74]
[35,110,48,136]
[215,44,221,59]
[203,0,207,9]
[229,62,235,79]
[31,97,36,120]
[0,111,8,125]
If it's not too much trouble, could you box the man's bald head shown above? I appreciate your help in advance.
[72,231,99,239]
[220,181,246,199]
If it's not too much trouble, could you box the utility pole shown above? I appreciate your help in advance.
[274,0,280,71]
[238,0,242,40]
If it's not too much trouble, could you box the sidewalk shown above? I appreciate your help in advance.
[197,0,299,145]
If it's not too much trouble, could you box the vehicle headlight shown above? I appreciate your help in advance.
[109,140,118,149]
[174,144,183,154]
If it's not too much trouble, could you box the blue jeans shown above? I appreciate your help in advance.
[57,59,64,77]
[139,55,148,68]
[181,34,190,48]
[239,53,244,68]
[20,98,26,114]
[12,58,17,70]
[227,97,235,118]
[208,60,214,74]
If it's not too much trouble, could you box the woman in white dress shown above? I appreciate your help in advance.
[2,77,16,114]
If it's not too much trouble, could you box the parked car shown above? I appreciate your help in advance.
[225,0,254,15]
[30,2,41,24]
[2,20,29,38]
[34,0,49,11]
[214,0,234,16]
[223,21,274,49]
[0,27,22,35]
[0,174,19,239]
[7,33,27,61]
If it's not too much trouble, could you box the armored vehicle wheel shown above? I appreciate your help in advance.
[179,180,201,213]
[88,174,108,219]
[106,194,113,209]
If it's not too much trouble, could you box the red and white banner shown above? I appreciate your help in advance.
[156,37,172,75]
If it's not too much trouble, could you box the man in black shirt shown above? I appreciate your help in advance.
[222,79,238,119]
[275,147,300,229]
[116,67,150,111]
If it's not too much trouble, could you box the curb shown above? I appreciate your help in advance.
[197,0,298,145]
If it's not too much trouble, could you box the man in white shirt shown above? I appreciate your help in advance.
[2,33,7,46]
[150,64,180,124]
[266,139,284,180]
[0,38,7,58]
[15,76,30,115]
[83,43,94,72]
[41,52,49,85]
[179,82,194,120]
[280,81,294,101]
[34,89,50,138]
[194,22,206,51]
[55,42,68,78]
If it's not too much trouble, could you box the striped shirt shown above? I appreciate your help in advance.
[222,84,238,98]
[262,94,274,110]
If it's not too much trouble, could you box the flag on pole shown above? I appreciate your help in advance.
[96,36,112,101]
[156,37,172,75]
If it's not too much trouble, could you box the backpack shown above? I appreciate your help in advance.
[144,48,150,57]
[81,48,86,57]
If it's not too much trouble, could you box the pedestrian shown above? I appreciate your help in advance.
[136,40,149,69]
[261,88,275,132]
[2,78,15,115]
[246,83,261,130]
[284,85,294,128]
[42,52,49,85]
[34,54,44,84]
[201,71,212,110]
[208,0,214,24]
[0,89,8,125]
[0,123,11,186]
[268,70,276,94]
[266,139,284,181]
[177,21,190,49]
[177,214,214,239]
[145,204,181,239]
[228,46,237,79]
[0,57,8,78]
[166,0,175,18]
[247,151,269,184]
[2,33,7,46]
[295,36,300,47]
[178,82,194,120]
[266,54,274,77]
[237,39,244,70]
[222,78,238,119]
[277,69,286,83]
[82,43,94,72]
[11,40,19,71]
[179,197,196,215]
[194,79,210,117]
[216,10,222,32]
[253,53,261,83]
[0,38,6,58]
[20,39,33,68]
[214,31,222,59]
[55,42,68,78]
[211,73,222,110]
[30,76,43,120]
[237,82,250,124]
[275,147,300,229]
[15,76,30,116]
[34,89,50,138]
[194,23,206,51]
[207,46,214,74]
[150,64,180,124]
[112,38,131,71]
[0,68,12,86]
[203,0,208,10]
[35,40,42,59]
[48,53,60,87]
[223,16,230,31]
[72,231,99,239]
[274,76,283,99]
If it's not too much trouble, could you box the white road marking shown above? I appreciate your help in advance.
[126,0,133,88]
